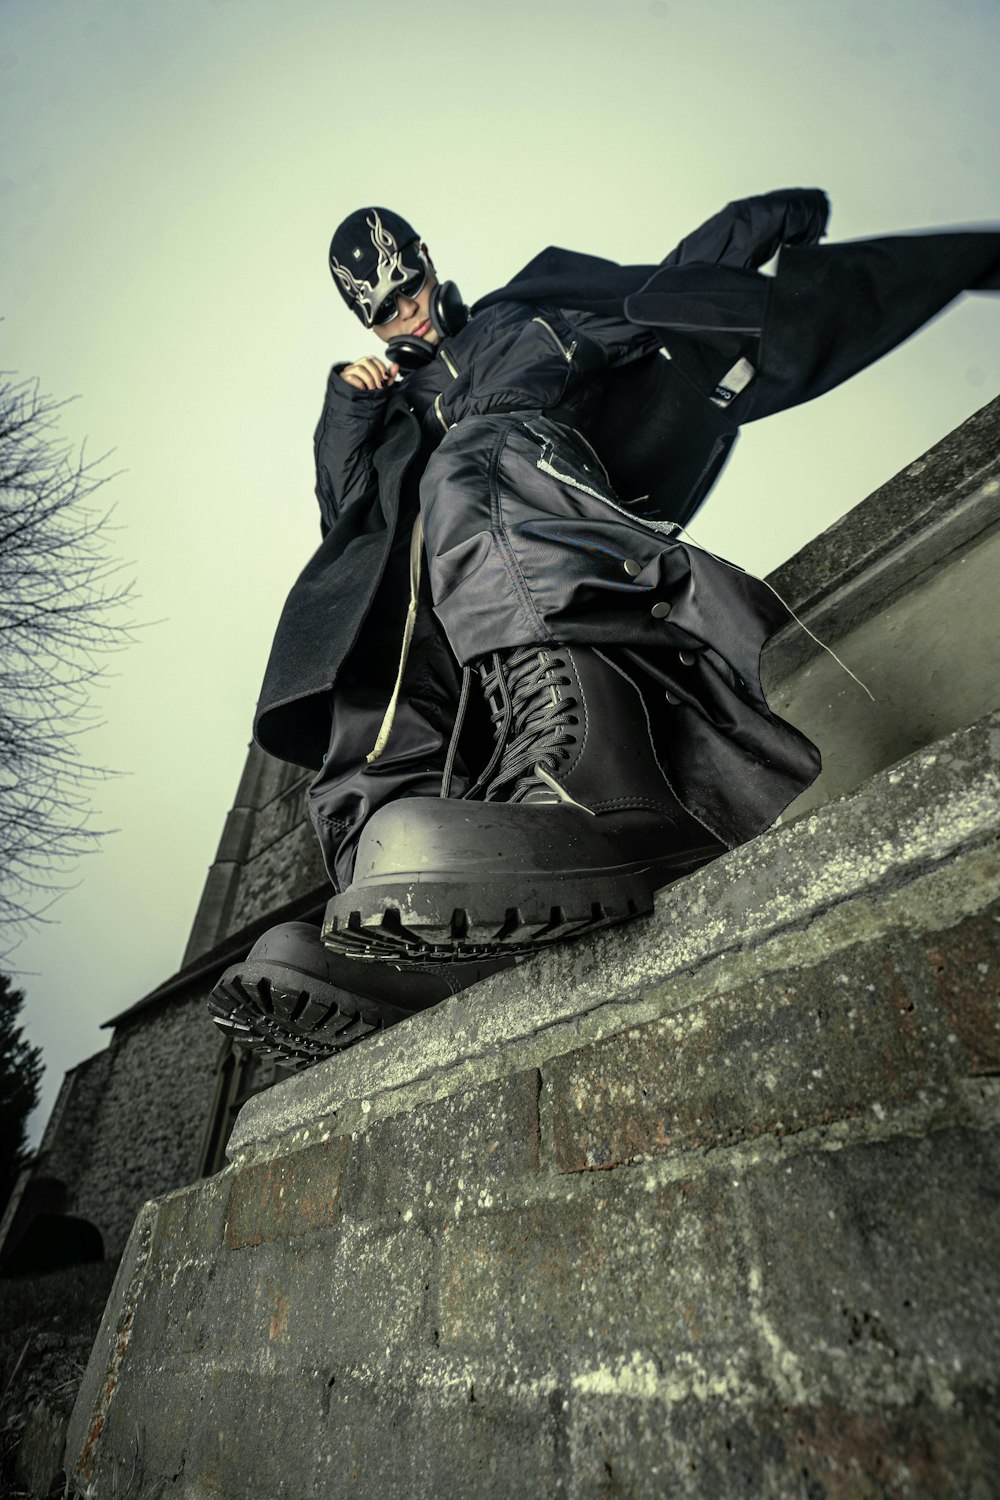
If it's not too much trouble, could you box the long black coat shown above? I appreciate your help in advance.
[254,188,999,767]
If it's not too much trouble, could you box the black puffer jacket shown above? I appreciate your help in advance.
[314,301,659,535]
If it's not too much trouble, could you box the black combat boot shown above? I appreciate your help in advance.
[322,644,726,962]
[208,921,515,1070]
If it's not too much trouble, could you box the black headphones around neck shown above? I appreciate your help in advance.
[386,280,469,370]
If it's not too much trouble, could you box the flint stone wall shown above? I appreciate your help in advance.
[183,753,327,968]
[224,770,326,938]
[0,1048,114,1266]
[37,1050,113,1171]
[67,987,223,1258]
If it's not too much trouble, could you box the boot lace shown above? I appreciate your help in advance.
[440,647,580,802]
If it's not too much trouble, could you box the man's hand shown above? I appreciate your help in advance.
[339,356,399,392]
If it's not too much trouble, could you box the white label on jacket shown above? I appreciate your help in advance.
[710,357,755,408]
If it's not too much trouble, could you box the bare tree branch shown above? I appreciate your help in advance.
[0,374,136,959]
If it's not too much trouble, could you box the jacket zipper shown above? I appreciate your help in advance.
[433,393,453,433]
[440,347,459,378]
[531,316,577,363]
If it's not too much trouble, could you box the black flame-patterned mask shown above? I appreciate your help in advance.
[328,207,422,328]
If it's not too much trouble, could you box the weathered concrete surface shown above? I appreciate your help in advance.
[183,744,327,966]
[768,520,1000,821]
[66,712,1000,1498]
[765,394,1000,676]
[762,395,1000,821]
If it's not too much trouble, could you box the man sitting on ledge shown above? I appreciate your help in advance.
[210,192,1000,1068]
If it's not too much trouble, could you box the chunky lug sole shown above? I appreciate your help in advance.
[322,800,722,962]
[208,924,516,1069]
[208,957,411,1071]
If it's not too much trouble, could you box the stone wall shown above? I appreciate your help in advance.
[0,1050,114,1267]
[66,712,1000,1497]
[38,1050,115,1202]
[68,985,224,1258]
[10,756,330,1264]
[183,751,327,967]
[224,768,327,938]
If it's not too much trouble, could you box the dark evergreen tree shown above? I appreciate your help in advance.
[0,973,44,1217]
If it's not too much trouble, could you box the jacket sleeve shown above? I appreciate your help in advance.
[660,188,830,271]
[313,364,391,537]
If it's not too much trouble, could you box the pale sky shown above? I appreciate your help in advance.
[3,0,999,1145]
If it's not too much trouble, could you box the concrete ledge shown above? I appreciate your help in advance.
[229,708,1000,1160]
[754,395,1000,822]
[764,393,1000,680]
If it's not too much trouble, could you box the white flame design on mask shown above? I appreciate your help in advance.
[330,210,421,326]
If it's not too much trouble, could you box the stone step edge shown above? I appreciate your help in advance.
[763,464,1000,685]
[764,395,999,634]
[227,709,1000,1160]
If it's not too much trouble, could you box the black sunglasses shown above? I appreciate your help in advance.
[372,247,429,327]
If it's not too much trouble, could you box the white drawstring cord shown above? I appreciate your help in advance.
[674,523,876,703]
[366,512,425,763]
